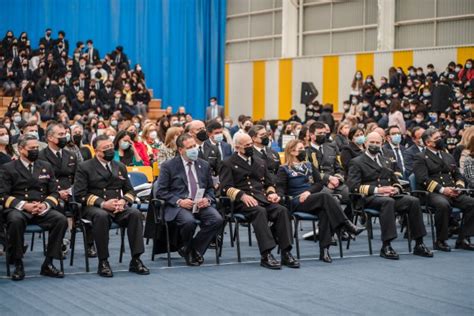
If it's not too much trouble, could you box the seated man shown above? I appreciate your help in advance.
[306,122,350,215]
[382,125,407,179]
[74,135,149,277]
[0,135,68,281]
[347,132,433,260]
[156,133,223,266]
[413,129,474,251]
[249,125,281,184]
[404,127,425,177]
[220,133,299,269]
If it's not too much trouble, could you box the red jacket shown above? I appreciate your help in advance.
[133,141,150,166]
[458,68,474,82]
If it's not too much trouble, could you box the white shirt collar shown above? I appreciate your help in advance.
[48,146,62,156]
[20,157,33,169]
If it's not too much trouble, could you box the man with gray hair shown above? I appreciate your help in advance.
[0,134,68,281]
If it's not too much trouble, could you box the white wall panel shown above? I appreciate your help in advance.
[292,57,324,117]
[373,51,393,82]
[338,55,356,105]
[265,61,280,120]
[413,48,457,72]
[228,63,253,119]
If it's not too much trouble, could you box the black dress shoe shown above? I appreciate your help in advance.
[177,246,200,266]
[260,252,281,270]
[344,220,366,237]
[40,262,64,278]
[413,243,434,257]
[11,261,25,281]
[192,249,204,265]
[434,240,451,252]
[129,258,150,275]
[319,248,332,263]
[380,245,399,260]
[455,239,474,251]
[87,244,97,258]
[281,251,300,268]
[98,260,113,277]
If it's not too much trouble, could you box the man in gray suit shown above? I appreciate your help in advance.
[206,97,224,121]
[156,133,223,266]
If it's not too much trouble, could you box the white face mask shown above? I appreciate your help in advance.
[149,131,158,139]
[0,135,9,145]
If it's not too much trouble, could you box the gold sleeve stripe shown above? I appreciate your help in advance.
[427,181,438,193]
[226,188,241,201]
[266,186,276,194]
[394,172,403,178]
[456,180,465,188]
[87,195,99,206]
[5,196,16,208]
[124,193,135,201]
[45,196,58,206]
[358,185,370,195]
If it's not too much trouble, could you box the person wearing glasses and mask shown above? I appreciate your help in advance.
[74,135,149,277]
[248,125,281,184]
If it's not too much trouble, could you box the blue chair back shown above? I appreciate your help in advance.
[128,171,149,187]
[408,173,416,191]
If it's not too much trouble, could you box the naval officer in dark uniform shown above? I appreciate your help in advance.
[0,134,68,281]
[74,135,149,277]
[414,128,474,251]
[347,132,433,260]
[219,133,299,269]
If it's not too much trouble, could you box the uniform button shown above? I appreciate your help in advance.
[103,189,106,191]
[25,194,29,198]
[104,195,107,198]
[249,186,253,189]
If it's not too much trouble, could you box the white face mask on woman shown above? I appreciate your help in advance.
[0,135,9,145]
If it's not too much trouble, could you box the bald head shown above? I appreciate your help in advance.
[373,127,385,138]
[235,133,251,147]
[188,120,205,134]
[187,120,206,143]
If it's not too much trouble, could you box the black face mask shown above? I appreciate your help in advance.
[315,135,326,145]
[57,137,68,149]
[244,125,251,132]
[26,149,39,162]
[367,144,381,155]
[196,130,208,142]
[261,136,270,146]
[103,148,115,162]
[296,150,306,162]
[73,134,82,145]
[243,146,254,157]
[128,132,137,140]
[434,139,445,150]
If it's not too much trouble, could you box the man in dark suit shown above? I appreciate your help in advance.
[86,39,100,64]
[156,133,223,266]
[15,59,33,84]
[382,125,407,179]
[38,122,96,257]
[413,129,474,251]
[206,120,233,161]
[39,28,55,52]
[404,127,425,177]
[219,133,299,269]
[347,132,433,260]
[306,122,350,207]
[206,97,224,121]
[186,120,221,178]
[248,125,281,184]
[74,135,149,277]
[0,135,68,281]
[110,46,129,70]
[55,30,69,55]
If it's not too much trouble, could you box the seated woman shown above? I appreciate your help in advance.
[463,135,474,189]
[125,122,150,166]
[113,130,144,166]
[0,124,15,164]
[141,122,160,163]
[156,126,183,167]
[340,127,366,176]
[277,139,364,263]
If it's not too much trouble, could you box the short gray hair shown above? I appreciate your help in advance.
[18,134,38,148]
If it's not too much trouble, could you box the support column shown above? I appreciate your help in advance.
[282,0,298,58]
[377,0,395,51]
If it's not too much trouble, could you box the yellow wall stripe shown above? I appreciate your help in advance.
[224,63,229,117]
[356,53,374,77]
[457,46,474,65]
[322,56,339,112]
[278,59,293,120]
[252,61,266,120]
[393,50,413,72]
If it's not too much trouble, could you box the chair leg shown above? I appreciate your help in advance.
[294,218,301,259]
[42,231,47,256]
[4,231,10,277]
[228,219,234,248]
[119,228,125,263]
[347,213,359,250]
[165,223,171,267]
[312,221,317,243]
[215,234,220,265]
[367,215,373,255]
[69,228,76,266]
[235,222,241,263]
[405,214,412,253]
[81,226,90,273]
[60,257,64,273]
[247,224,252,247]
[337,232,343,258]
[430,212,436,249]
[30,232,35,251]
[146,238,149,245]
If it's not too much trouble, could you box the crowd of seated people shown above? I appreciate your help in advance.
[1,35,474,281]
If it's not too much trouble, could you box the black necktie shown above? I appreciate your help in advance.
[56,151,61,160]
[394,148,404,173]
[260,149,267,158]
[28,163,33,174]
[198,146,204,158]
[106,163,112,175]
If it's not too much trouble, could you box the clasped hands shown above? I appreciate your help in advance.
[23,201,49,215]
[179,198,210,210]
[377,186,400,196]
[103,199,128,214]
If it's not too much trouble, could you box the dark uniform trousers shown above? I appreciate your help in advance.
[428,193,474,241]
[82,206,144,260]
[364,195,426,242]
[6,209,67,261]
[297,192,348,248]
[174,207,223,256]
[238,202,292,254]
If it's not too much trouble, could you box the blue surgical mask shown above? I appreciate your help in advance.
[14,116,22,123]
[66,133,71,142]
[120,141,130,150]
[224,122,231,129]
[186,147,199,161]
[391,134,402,145]
[214,133,224,143]
[355,135,366,145]
[111,120,118,126]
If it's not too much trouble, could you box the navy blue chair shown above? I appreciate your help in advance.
[128,171,151,212]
